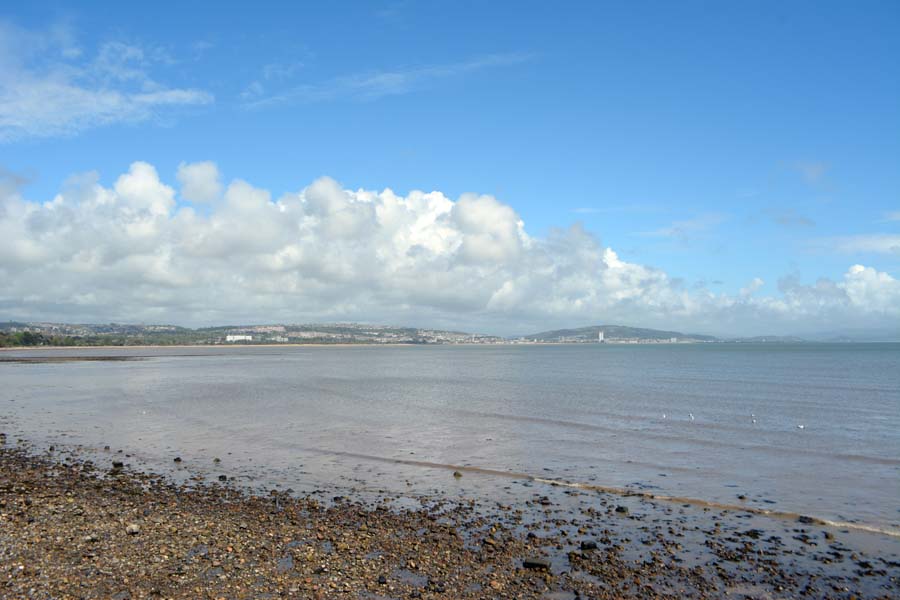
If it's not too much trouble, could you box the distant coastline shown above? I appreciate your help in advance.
[3,320,898,348]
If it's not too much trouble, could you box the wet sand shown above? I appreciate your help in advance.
[2,438,898,599]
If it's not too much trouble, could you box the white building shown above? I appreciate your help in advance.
[225,334,253,342]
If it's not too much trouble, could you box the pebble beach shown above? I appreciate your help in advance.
[2,438,898,599]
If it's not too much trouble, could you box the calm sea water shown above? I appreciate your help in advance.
[2,343,898,532]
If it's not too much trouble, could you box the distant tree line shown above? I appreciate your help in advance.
[0,331,82,347]
[0,331,180,347]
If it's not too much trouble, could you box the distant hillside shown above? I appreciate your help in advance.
[519,325,718,342]
[729,335,807,343]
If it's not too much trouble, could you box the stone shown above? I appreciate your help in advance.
[218,475,228,482]
[112,461,124,469]
[276,554,294,573]
[615,505,629,514]
[580,540,598,551]
[452,471,462,478]
[522,558,551,570]
[173,457,182,463]
[125,523,140,535]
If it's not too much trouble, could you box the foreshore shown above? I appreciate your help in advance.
[2,440,898,599]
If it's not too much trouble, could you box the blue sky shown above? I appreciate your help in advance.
[1,1,898,335]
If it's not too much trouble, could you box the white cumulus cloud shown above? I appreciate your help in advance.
[1,161,899,336]
[177,161,222,203]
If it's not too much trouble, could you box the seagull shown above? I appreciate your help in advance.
[689,413,695,421]
[797,424,805,430]
[662,413,667,419]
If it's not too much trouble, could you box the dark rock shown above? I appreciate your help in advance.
[276,554,293,573]
[580,540,598,551]
[522,557,551,570]
[173,457,182,463]
[218,474,227,482]
[111,591,131,600]
[112,461,124,469]
[186,544,209,560]
[798,515,817,524]
[452,471,462,478]
[377,575,387,585]
[615,505,629,514]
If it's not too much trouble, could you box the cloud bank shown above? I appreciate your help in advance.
[1,161,899,336]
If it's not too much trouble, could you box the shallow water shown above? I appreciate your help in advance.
[1,343,898,533]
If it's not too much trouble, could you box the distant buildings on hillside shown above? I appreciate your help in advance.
[225,334,253,342]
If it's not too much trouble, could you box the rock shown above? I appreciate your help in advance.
[111,591,131,600]
[798,515,817,524]
[452,471,462,478]
[580,540,598,551]
[377,575,387,585]
[276,554,294,573]
[824,531,835,541]
[615,505,629,514]
[186,544,209,560]
[112,461,124,469]
[218,474,227,482]
[125,523,141,535]
[173,457,182,463]
[213,457,221,463]
[489,580,502,591]
[522,557,551,571]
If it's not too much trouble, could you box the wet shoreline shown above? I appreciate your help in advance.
[1,438,898,599]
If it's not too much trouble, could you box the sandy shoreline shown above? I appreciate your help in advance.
[2,438,898,599]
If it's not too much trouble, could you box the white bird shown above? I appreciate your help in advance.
[797,424,805,430]
[662,413,667,419]
[689,413,695,421]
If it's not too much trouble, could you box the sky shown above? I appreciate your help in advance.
[1,1,899,337]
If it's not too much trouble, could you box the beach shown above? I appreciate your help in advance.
[3,440,898,599]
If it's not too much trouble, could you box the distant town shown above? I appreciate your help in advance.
[0,321,740,348]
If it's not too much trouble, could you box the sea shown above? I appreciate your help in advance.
[1,343,898,536]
